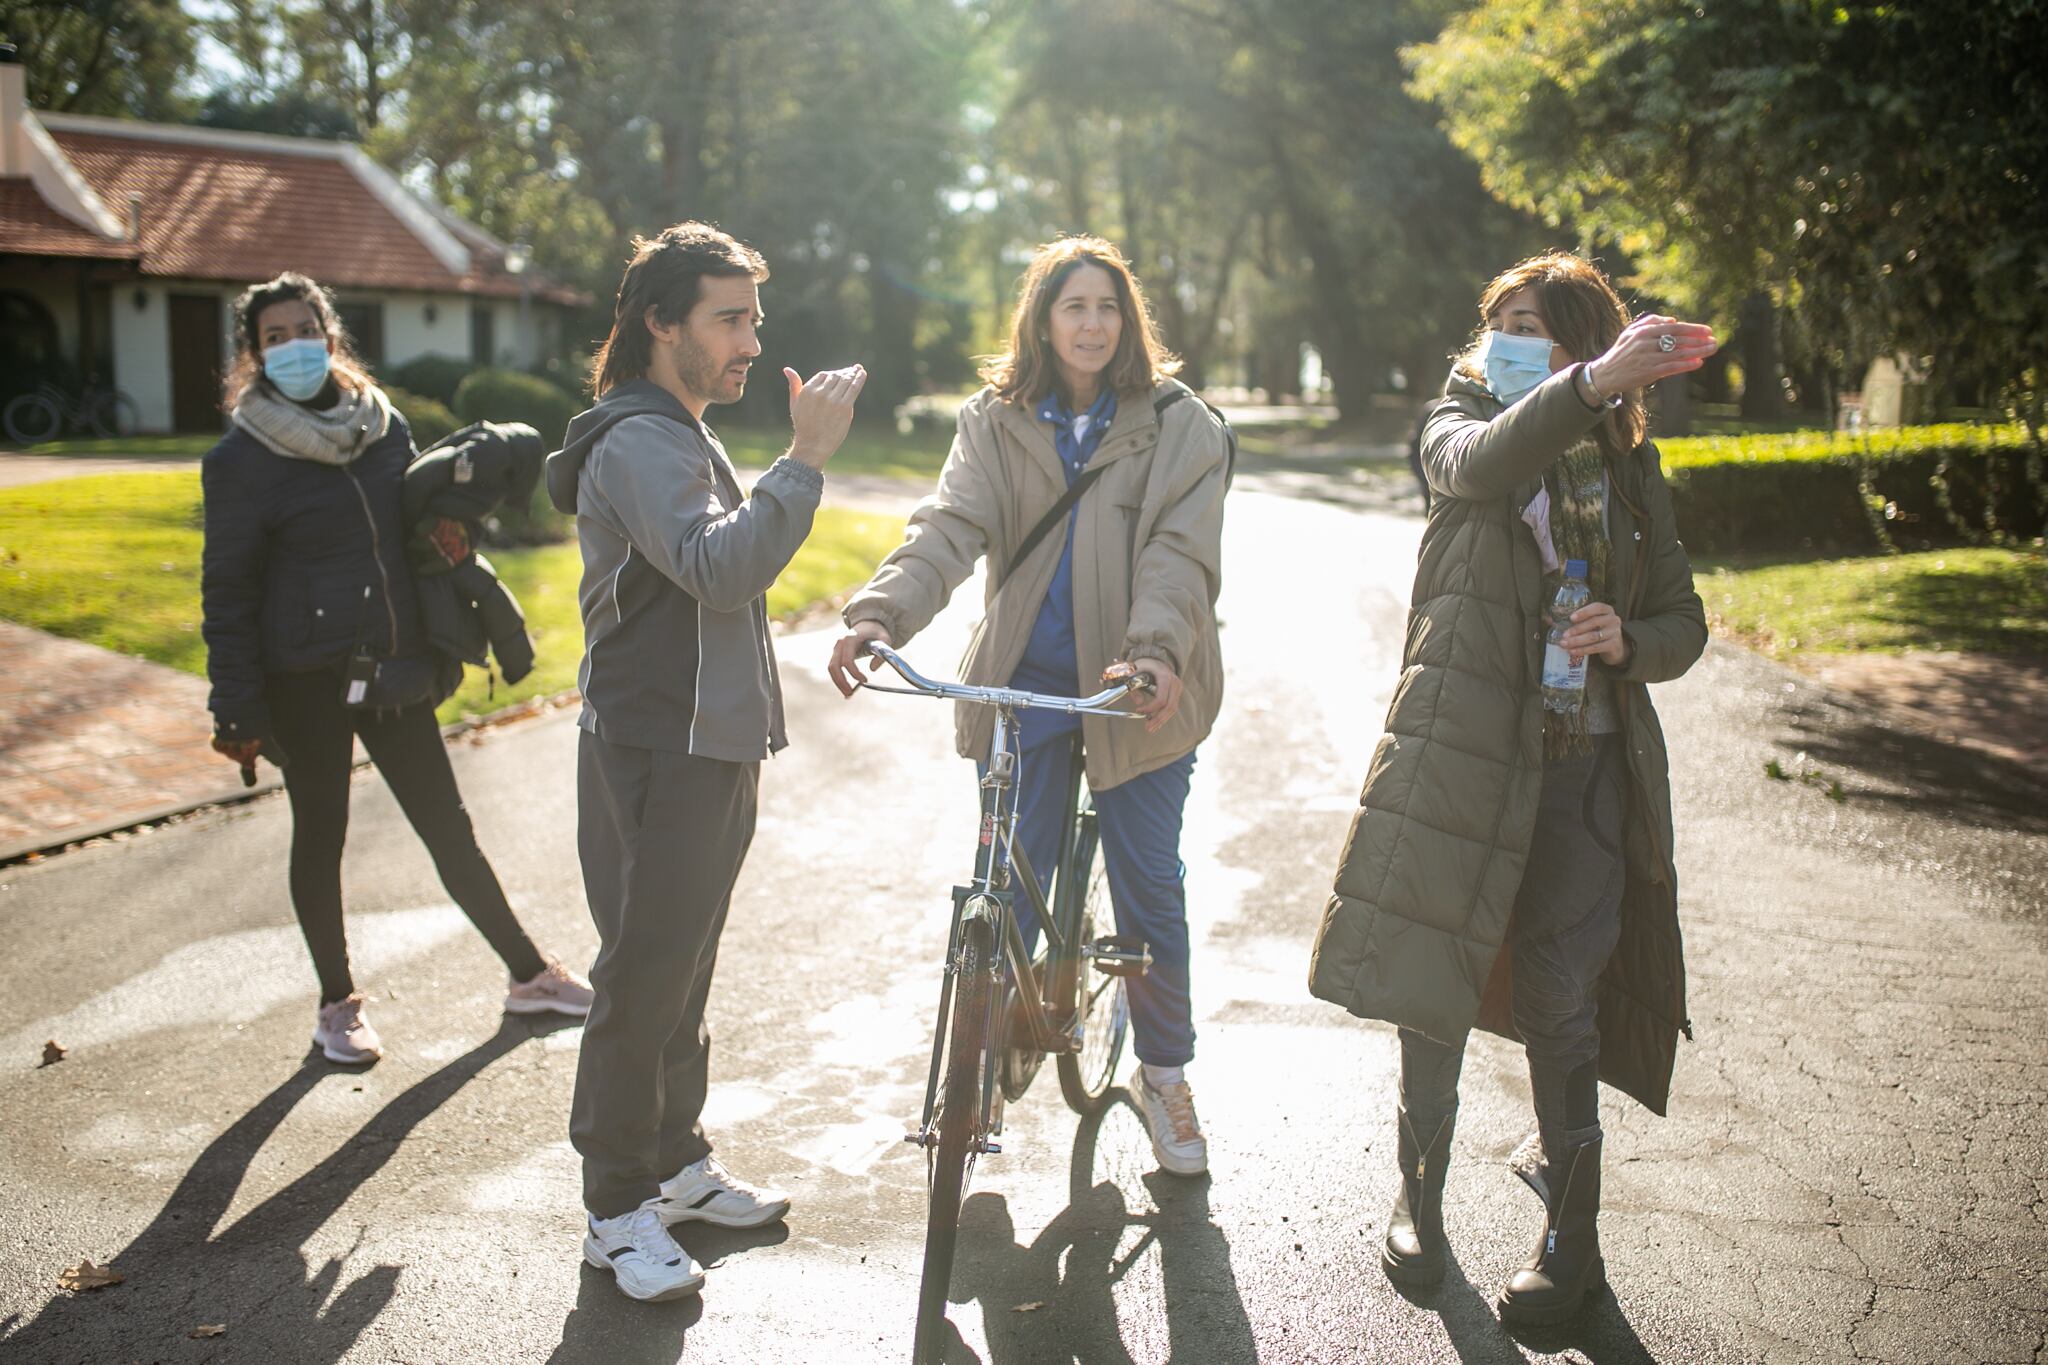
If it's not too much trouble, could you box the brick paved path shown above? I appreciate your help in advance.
[0,620,277,859]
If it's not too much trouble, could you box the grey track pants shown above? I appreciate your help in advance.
[570,729,759,1219]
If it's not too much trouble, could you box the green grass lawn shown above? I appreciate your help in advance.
[716,425,951,480]
[0,470,904,724]
[6,424,953,481]
[1698,545,2048,658]
[1,433,220,457]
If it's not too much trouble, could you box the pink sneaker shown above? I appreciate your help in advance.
[313,992,383,1065]
[505,960,594,1017]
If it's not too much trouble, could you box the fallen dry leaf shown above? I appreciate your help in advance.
[1011,1301,1047,1313]
[40,1039,66,1067]
[190,1324,227,1339]
[57,1259,122,1292]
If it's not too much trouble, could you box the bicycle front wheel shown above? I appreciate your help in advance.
[87,390,140,439]
[1057,807,1129,1115]
[914,915,994,1364]
[3,394,61,446]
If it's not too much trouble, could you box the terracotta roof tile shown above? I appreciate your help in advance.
[32,126,582,304]
[0,178,141,261]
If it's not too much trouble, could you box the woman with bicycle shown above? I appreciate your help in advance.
[201,271,591,1066]
[828,235,1229,1177]
[1310,252,1712,1324]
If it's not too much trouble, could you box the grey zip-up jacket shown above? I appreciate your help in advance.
[544,379,823,761]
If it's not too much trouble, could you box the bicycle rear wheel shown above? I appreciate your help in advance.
[3,394,60,446]
[1057,807,1129,1115]
[914,915,994,1363]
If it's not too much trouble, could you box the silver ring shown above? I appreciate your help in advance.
[1657,333,1676,353]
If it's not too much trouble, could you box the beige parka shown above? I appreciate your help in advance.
[843,381,1229,791]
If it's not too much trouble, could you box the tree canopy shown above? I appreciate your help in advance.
[16,0,2041,427]
[1408,0,2048,416]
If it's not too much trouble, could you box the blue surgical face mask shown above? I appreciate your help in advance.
[262,336,333,401]
[1476,328,1557,408]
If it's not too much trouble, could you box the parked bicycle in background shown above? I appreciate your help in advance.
[3,377,140,444]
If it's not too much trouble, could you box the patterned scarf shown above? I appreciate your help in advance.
[1542,438,1611,759]
[232,381,392,466]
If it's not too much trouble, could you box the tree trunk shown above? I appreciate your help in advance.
[1737,292,1789,423]
[1266,133,1376,421]
[864,252,919,421]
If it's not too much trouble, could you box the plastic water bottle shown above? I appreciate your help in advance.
[1542,559,1592,713]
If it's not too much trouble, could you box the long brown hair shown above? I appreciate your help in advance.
[1453,251,1647,457]
[222,272,372,411]
[981,235,1179,406]
[589,221,769,398]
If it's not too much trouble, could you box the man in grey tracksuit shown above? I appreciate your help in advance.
[542,221,865,1302]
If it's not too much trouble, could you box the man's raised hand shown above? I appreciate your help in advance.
[785,364,867,471]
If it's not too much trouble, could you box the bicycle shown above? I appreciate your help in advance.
[3,379,141,445]
[855,641,1156,1363]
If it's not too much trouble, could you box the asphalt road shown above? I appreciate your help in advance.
[1,472,2043,1364]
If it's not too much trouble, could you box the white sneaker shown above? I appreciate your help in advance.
[312,992,383,1065]
[583,1206,705,1302]
[650,1154,792,1229]
[1131,1068,1209,1176]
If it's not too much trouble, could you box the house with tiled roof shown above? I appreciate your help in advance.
[0,48,586,434]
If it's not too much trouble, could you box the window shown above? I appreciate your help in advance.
[471,303,496,367]
[0,290,61,379]
[334,300,385,369]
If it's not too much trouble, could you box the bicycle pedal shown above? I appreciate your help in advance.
[1088,934,1153,978]
[977,1140,1002,1155]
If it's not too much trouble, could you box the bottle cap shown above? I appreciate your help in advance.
[1565,558,1588,578]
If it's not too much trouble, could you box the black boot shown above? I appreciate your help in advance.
[1498,1136,1605,1325]
[1381,1107,1455,1286]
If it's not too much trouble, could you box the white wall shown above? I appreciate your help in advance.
[383,291,470,369]
[111,283,172,432]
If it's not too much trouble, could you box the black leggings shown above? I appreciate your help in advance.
[266,667,546,1003]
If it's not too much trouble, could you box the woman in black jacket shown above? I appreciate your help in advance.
[201,272,590,1064]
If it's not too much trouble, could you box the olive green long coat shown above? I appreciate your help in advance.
[1308,366,1707,1114]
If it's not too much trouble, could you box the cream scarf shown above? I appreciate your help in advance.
[232,380,393,465]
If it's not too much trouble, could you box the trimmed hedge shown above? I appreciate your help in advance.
[1658,424,2045,556]
[386,354,475,408]
[452,368,581,448]
[384,386,459,448]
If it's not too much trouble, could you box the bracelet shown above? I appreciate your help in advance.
[1577,363,1623,410]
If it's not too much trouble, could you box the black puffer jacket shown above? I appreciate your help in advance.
[402,421,544,686]
[201,410,428,740]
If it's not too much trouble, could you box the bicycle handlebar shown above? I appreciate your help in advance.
[857,641,1150,717]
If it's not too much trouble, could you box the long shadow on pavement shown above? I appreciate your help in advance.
[934,1090,1256,1364]
[1779,697,2048,836]
[3,1013,574,1363]
[547,1220,789,1363]
[1389,1244,1655,1365]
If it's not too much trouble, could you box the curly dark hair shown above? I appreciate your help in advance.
[222,271,371,412]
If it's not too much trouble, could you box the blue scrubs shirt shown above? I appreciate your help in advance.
[1008,386,1118,747]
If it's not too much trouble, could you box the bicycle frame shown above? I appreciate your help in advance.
[861,645,1142,1158]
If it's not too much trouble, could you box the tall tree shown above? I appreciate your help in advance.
[2,0,197,118]
[1407,0,2048,421]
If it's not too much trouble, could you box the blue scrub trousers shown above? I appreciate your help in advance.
[992,731,1199,1068]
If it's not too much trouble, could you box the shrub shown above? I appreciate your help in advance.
[386,354,474,407]
[453,368,580,449]
[487,479,573,548]
[384,386,459,448]
[1658,424,2046,556]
